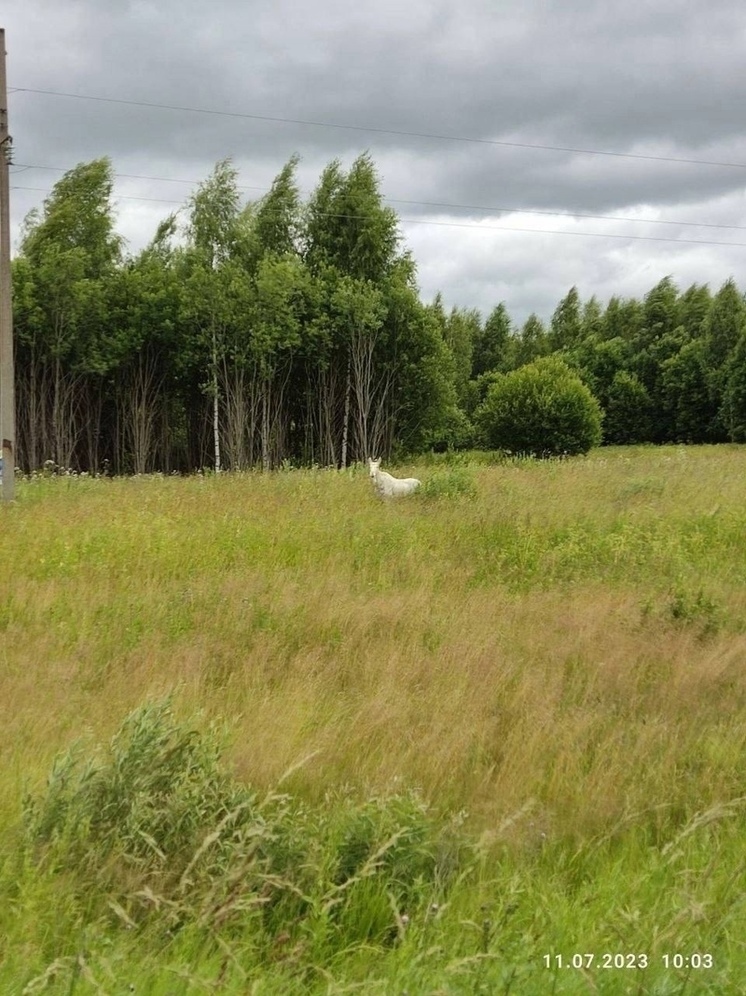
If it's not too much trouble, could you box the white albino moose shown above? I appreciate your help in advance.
[368,458,421,498]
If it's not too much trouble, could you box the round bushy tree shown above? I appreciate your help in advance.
[475,356,602,456]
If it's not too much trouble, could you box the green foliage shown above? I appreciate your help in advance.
[721,329,746,441]
[631,325,690,443]
[705,277,745,369]
[475,356,603,456]
[666,587,722,636]
[678,282,713,340]
[424,405,475,452]
[23,702,241,878]
[300,156,450,464]
[514,313,549,367]
[639,276,680,347]
[251,154,302,261]
[108,247,182,362]
[704,279,746,440]
[11,150,746,473]
[561,335,630,409]
[253,254,313,362]
[20,702,458,948]
[418,467,477,500]
[603,295,643,342]
[20,158,123,279]
[303,153,401,284]
[443,306,479,408]
[329,273,385,340]
[472,302,513,376]
[602,370,653,444]
[186,158,242,269]
[580,295,604,340]
[388,288,459,456]
[549,285,583,351]
[469,369,504,413]
[660,339,716,443]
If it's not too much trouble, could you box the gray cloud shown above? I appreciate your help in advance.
[6,0,746,324]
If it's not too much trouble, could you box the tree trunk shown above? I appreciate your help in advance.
[83,376,105,475]
[212,326,221,473]
[341,353,351,468]
[52,359,81,471]
[261,380,270,472]
[316,364,339,468]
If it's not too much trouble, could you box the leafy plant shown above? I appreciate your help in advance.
[475,356,603,457]
[418,468,477,500]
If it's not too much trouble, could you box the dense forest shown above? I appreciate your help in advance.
[9,155,746,474]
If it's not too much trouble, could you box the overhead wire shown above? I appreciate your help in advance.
[12,85,746,170]
[9,184,746,248]
[8,87,746,250]
[10,163,746,237]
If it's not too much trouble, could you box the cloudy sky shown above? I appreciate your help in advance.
[4,0,746,326]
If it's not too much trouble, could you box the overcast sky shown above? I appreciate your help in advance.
[4,0,746,326]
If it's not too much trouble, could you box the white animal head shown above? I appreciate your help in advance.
[368,458,381,480]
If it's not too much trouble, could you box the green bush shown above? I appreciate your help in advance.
[418,468,477,500]
[475,356,603,457]
[20,702,464,946]
[424,405,475,452]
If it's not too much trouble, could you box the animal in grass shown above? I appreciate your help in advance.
[368,458,421,497]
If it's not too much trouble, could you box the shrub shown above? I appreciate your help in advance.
[418,468,477,500]
[20,702,466,945]
[424,405,475,452]
[474,356,603,457]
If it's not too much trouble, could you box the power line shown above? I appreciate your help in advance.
[11,161,746,234]
[9,184,746,248]
[398,218,746,248]
[12,85,746,171]
[11,184,184,204]
[12,162,269,194]
[391,197,746,234]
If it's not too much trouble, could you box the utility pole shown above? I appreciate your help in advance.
[0,27,15,501]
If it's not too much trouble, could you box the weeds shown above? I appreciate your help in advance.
[667,587,722,635]
[19,704,460,949]
[2,446,746,991]
[418,467,477,501]
[8,701,744,992]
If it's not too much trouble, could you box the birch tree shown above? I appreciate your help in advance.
[183,160,243,472]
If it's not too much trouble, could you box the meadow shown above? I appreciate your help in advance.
[1,445,745,994]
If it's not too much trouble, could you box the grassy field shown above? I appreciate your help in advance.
[1,445,745,994]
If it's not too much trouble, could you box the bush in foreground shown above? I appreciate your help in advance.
[5,700,745,992]
[20,702,460,946]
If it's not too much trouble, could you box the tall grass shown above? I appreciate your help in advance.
[1,446,745,992]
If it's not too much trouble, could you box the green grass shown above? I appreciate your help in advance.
[1,446,746,992]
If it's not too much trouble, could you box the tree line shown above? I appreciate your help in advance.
[8,154,746,474]
[464,278,746,448]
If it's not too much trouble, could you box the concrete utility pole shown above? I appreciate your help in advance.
[0,28,15,501]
